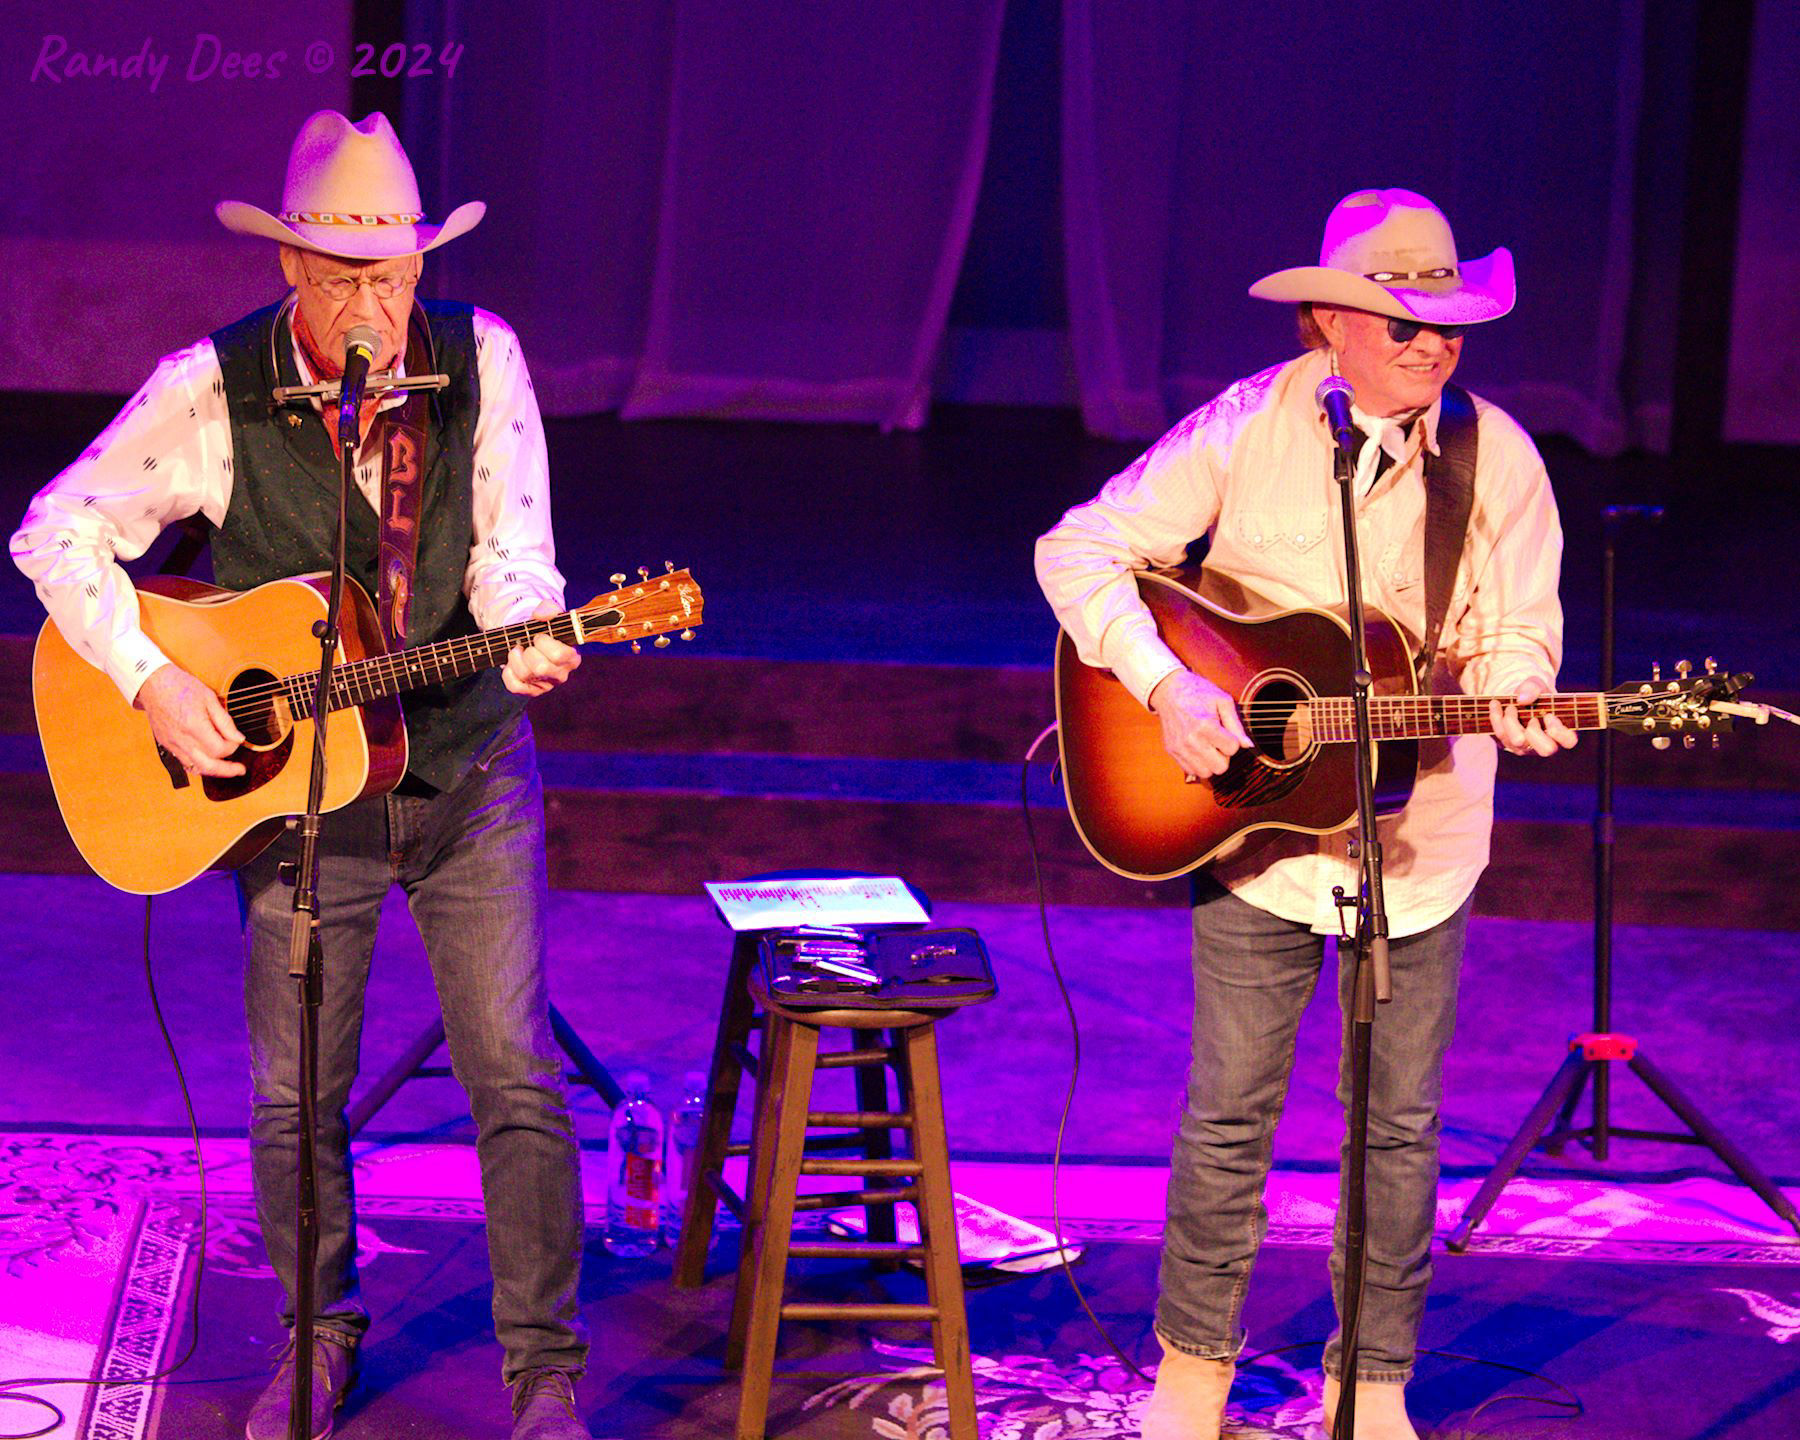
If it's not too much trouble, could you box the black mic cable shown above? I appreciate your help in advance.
[1020,722,1154,1387]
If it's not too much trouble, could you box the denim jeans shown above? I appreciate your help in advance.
[237,714,588,1385]
[1156,874,1471,1382]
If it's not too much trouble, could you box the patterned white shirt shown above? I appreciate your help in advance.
[1036,346,1565,936]
[11,307,565,703]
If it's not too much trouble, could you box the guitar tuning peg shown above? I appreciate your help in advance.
[1682,733,1696,749]
[680,629,695,642]
[1651,661,1661,681]
[610,573,626,586]
[1704,656,1717,674]
[637,566,650,580]
[653,635,670,648]
[1651,736,1672,750]
[664,560,675,573]
[1675,659,1692,678]
[1711,734,1721,750]
[630,640,641,654]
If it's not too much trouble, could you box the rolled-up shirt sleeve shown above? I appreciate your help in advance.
[1034,410,1223,707]
[10,340,232,702]
[464,309,566,629]
[1448,412,1564,699]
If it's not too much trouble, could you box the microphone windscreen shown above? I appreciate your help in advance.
[343,325,381,361]
[1315,375,1354,409]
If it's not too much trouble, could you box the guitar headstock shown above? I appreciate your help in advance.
[578,564,704,652]
[1607,659,1761,748]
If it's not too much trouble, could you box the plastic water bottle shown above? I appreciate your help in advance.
[663,1070,711,1248]
[605,1071,664,1257]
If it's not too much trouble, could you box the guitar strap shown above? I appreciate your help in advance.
[373,306,434,649]
[1417,381,1478,670]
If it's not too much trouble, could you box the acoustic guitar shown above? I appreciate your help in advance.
[33,566,703,895]
[1054,567,1757,881]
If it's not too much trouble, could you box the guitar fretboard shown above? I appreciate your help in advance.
[282,607,613,719]
[1303,693,1606,743]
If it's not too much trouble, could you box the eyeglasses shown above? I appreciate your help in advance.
[1386,316,1468,344]
[299,263,420,303]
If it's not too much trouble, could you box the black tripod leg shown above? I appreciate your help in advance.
[1446,1049,1591,1252]
[1629,1052,1800,1236]
[551,1003,623,1108]
[1541,1061,1593,1156]
[347,1016,447,1138]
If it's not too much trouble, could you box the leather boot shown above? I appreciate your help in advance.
[244,1328,357,1440]
[511,1368,592,1440]
[1320,1374,1420,1440]
[1140,1335,1234,1440]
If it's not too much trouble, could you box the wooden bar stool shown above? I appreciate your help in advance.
[727,982,978,1440]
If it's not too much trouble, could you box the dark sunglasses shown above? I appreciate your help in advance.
[1386,316,1468,344]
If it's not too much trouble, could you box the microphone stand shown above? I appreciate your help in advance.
[1327,426,1392,1440]
[284,341,372,1440]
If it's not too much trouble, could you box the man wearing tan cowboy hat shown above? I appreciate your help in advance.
[13,111,595,1440]
[1037,188,1575,1438]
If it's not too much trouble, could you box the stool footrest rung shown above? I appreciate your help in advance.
[808,1110,914,1128]
[787,1241,928,1261]
[729,1042,759,1079]
[780,1302,938,1322]
[816,1048,894,1070]
[791,1185,917,1212]
[723,1141,750,1158]
[801,1158,922,1177]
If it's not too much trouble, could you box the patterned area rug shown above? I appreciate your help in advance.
[2,1132,1798,1438]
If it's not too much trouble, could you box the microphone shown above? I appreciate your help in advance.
[1315,374,1358,455]
[337,325,382,448]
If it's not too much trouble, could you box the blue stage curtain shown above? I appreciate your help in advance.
[1061,0,1655,454]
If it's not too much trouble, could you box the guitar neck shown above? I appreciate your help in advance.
[282,608,594,719]
[1307,692,1608,743]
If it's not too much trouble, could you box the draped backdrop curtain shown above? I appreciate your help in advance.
[1061,0,1651,452]
[409,0,1006,430]
[14,0,1789,458]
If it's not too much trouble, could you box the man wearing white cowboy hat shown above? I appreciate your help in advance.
[1037,189,1575,1439]
[14,111,597,1440]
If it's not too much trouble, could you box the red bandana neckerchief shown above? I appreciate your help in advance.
[291,306,385,461]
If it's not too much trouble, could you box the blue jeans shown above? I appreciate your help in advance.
[1156,875,1471,1383]
[237,715,588,1385]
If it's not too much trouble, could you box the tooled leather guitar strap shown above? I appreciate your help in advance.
[1417,381,1478,670]
[374,306,435,650]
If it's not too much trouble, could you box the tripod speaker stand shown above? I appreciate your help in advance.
[347,1007,622,1137]
[1447,504,1800,1251]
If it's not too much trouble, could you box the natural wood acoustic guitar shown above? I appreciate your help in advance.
[33,566,703,894]
[1054,566,1756,881]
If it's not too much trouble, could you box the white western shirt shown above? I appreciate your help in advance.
[1036,346,1565,936]
[11,307,565,704]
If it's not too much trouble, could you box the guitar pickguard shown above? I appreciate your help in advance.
[1209,751,1311,809]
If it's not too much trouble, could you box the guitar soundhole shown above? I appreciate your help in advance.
[1243,679,1311,764]
[227,669,289,749]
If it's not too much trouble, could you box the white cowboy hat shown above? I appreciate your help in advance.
[216,110,484,260]
[1248,188,1514,325]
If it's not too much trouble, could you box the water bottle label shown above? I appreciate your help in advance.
[623,1152,658,1220]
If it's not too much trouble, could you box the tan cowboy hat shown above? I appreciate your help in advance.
[1249,188,1514,325]
[216,110,484,260]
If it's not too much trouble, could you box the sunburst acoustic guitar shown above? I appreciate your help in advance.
[1054,566,1760,881]
[33,566,703,895]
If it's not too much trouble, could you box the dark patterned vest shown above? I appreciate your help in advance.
[209,300,525,792]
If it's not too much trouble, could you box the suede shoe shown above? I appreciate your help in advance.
[511,1368,591,1440]
[1320,1374,1421,1439]
[244,1328,357,1440]
[1141,1335,1234,1440]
